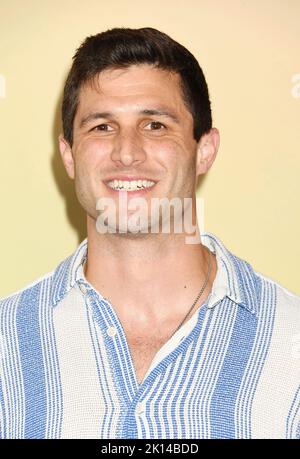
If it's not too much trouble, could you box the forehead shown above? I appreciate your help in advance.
[76,64,188,114]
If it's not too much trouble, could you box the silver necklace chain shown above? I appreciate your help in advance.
[169,248,213,339]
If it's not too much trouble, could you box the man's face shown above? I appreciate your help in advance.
[60,64,217,233]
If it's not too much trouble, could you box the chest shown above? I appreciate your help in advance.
[126,333,171,384]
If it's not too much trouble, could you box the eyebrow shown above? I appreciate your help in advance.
[79,108,180,129]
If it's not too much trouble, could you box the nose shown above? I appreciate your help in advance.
[111,127,146,167]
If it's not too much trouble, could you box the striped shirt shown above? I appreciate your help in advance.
[0,232,299,439]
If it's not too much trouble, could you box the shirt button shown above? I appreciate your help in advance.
[106,326,117,337]
[136,403,145,415]
[79,284,87,295]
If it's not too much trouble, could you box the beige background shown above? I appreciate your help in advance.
[0,0,299,298]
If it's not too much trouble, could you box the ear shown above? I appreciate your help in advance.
[196,127,220,176]
[59,134,75,179]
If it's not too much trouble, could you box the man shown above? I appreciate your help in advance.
[0,27,299,439]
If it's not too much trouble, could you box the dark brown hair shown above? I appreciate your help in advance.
[62,27,212,146]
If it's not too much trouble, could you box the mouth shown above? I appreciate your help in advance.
[105,178,156,192]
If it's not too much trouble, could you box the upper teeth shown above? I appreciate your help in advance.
[107,179,155,191]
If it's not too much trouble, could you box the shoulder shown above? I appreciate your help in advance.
[0,239,87,318]
[222,238,300,318]
[0,270,55,314]
[202,232,300,318]
[254,269,300,314]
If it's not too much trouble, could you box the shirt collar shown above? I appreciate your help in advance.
[50,238,88,306]
[201,232,259,315]
[50,233,260,316]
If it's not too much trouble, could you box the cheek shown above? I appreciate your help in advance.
[151,138,183,163]
[74,138,110,171]
[156,139,197,189]
[152,138,195,175]
[154,134,194,156]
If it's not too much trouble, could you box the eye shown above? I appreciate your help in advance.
[91,124,113,132]
[145,121,166,131]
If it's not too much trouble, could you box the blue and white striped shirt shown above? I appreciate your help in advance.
[0,232,299,439]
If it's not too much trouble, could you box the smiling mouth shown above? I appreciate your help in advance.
[106,179,156,191]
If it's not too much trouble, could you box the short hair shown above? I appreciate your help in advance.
[62,27,212,146]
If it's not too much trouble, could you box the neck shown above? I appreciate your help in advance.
[84,215,217,324]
